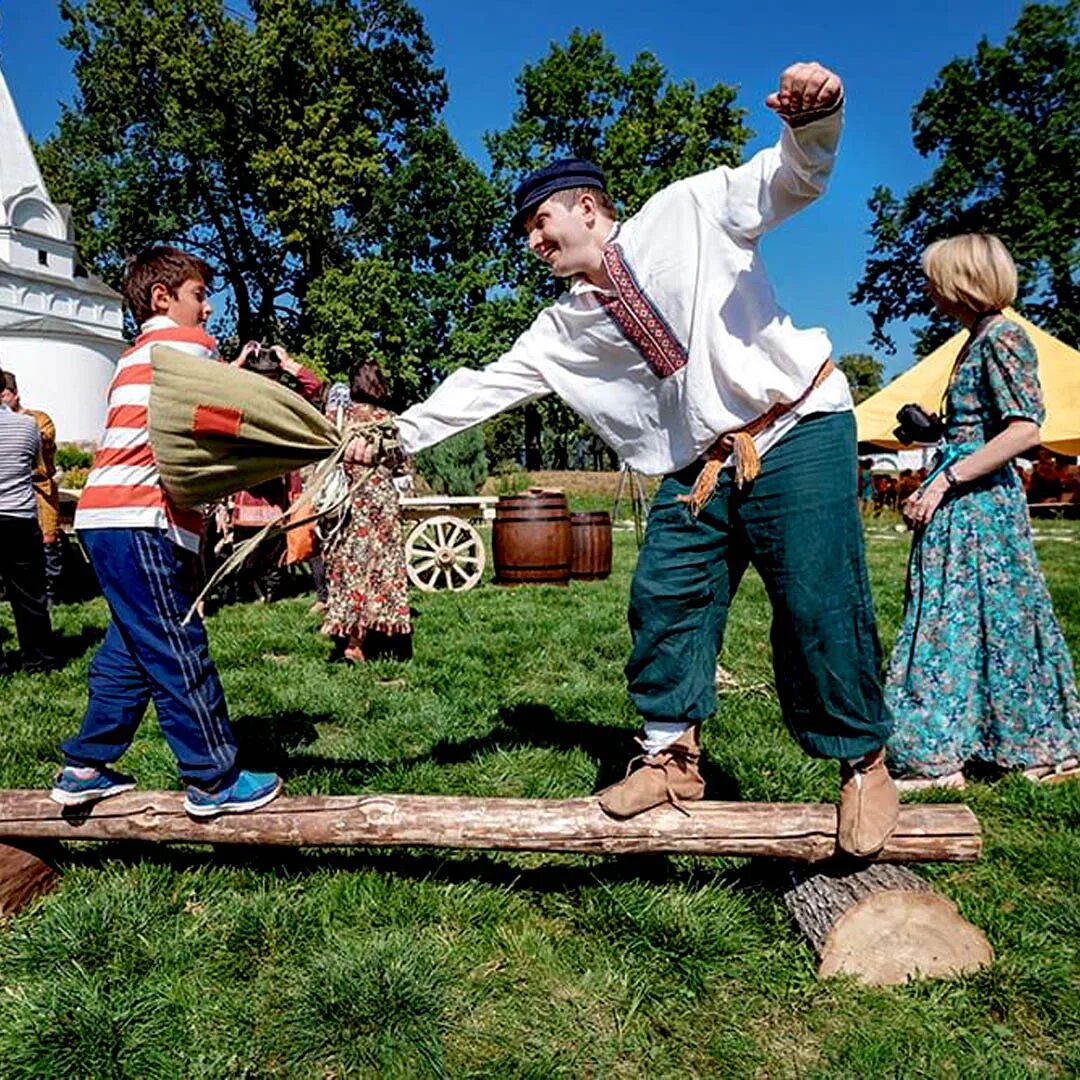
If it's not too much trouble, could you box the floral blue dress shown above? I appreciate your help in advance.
[885,317,1080,778]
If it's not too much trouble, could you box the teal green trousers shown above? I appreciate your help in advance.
[626,411,892,760]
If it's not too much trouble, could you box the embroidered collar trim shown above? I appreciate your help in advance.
[598,242,689,380]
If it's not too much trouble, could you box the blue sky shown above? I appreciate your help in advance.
[0,0,1031,374]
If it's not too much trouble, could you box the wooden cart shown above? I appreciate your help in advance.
[400,495,497,593]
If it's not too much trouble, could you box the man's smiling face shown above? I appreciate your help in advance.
[522,194,596,279]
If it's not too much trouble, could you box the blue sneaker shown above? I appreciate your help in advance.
[50,765,136,806]
[183,770,283,818]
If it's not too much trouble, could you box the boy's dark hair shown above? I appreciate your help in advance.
[551,186,617,218]
[122,246,215,325]
[349,359,389,407]
[1,369,15,394]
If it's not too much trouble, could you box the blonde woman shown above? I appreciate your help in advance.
[887,234,1080,789]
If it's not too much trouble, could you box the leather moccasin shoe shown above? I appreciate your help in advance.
[599,725,705,819]
[838,747,899,857]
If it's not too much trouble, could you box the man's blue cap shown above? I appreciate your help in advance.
[511,158,606,234]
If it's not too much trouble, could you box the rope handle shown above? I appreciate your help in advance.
[182,418,399,624]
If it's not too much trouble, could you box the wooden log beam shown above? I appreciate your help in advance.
[0,791,981,863]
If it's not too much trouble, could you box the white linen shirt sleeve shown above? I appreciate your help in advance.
[396,310,557,455]
[684,105,843,241]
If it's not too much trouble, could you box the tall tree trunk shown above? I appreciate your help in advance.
[524,403,543,471]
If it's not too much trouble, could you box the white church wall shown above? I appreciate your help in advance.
[0,276,123,333]
[0,227,76,278]
[0,333,122,443]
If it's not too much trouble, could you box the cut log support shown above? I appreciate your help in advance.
[0,841,60,916]
[783,861,993,984]
[0,791,980,863]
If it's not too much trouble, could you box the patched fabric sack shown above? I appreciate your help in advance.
[148,345,340,509]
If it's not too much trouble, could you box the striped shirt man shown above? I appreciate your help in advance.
[75,316,219,551]
[0,403,42,519]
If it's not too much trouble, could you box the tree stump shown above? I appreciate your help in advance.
[0,842,59,916]
[783,861,992,985]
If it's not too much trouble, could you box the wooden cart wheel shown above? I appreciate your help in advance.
[405,515,485,592]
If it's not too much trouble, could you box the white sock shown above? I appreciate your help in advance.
[847,748,882,771]
[641,722,693,756]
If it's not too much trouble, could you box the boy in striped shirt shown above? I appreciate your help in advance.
[52,247,282,816]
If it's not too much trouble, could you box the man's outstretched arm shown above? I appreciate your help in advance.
[396,349,551,456]
[345,319,555,465]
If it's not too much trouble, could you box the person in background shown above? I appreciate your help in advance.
[322,360,410,663]
[308,381,352,616]
[887,234,1080,789]
[1,371,63,602]
[0,370,56,674]
[1063,464,1080,503]
[872,473,896,516]
[1027,447,1064,504]
[858,457,875,514]
[896,468,920,507]
[52,246,281,815]
[228,343,325,603]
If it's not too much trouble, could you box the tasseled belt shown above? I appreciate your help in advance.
[678,359,836,516]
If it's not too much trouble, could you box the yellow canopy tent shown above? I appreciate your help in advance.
[855,309,1080,455]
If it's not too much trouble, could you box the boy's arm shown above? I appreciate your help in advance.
[686,61,843,240]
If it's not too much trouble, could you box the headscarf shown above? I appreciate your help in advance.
[325,381,352,416]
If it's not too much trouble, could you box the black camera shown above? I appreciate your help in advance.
[893,403,944,446]
[245,343,281,375]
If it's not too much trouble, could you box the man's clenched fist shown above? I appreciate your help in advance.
[766,62,842,117]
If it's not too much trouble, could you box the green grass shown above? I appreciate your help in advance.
[1,523,1079,1078]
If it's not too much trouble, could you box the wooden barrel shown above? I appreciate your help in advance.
[570,511,613,580]
[493,491,571,585]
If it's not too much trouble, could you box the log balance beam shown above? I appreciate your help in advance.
[0,793,989,984]
[0,790,980,862]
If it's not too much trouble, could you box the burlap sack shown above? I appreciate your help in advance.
[148,345,340,509]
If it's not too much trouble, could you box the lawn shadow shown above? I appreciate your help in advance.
[258,701,740,800]
[52,626,106,666]
[53,840,775,896]
[231,711,327,772]
[418,703,742,800]
[325,630,414,664]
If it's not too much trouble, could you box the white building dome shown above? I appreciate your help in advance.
[0,66,123,443]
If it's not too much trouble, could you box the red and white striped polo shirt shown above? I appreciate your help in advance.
[75,316,219,552]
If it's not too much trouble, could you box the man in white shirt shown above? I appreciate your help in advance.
[354,62,896,856]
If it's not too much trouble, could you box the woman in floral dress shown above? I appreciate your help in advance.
[887,234,1080,790]
[321,361,411,662]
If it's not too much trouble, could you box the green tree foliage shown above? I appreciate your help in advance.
[37,0,445,342]
[414,426,488,496]
[853,1,1080,354]
[301,122,505,399]
[486,29,750,235]
[40,15,756,469]
[837,353,885,404]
